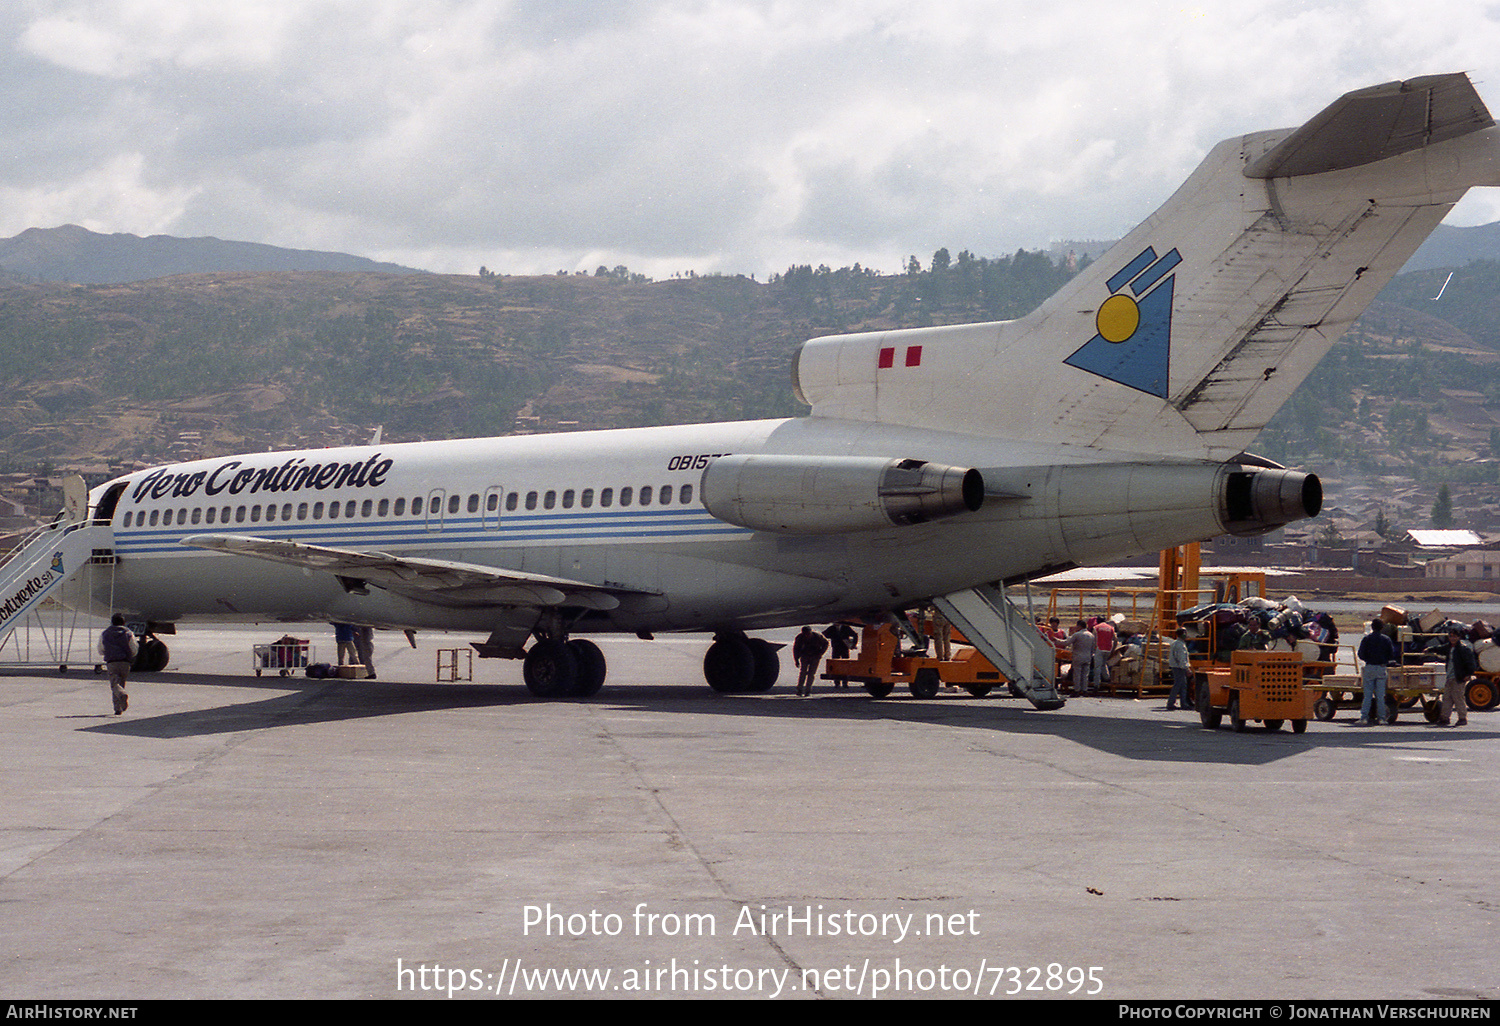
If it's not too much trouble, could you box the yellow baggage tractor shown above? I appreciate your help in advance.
[822,623,1007,699]
[1197,651,1316,733]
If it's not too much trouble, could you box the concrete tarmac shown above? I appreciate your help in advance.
[0,623,1496,1001]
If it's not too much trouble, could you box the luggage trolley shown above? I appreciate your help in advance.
[253,636,313,677]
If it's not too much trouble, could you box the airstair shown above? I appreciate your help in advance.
[0,514,117,671]
[934,583,1066,710]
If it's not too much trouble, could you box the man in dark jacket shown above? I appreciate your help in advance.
[1440,627,1474,727]
[1357,618,1397,725]
[98,614,138,715]
[821,622,858,689]
[792,626,829,697]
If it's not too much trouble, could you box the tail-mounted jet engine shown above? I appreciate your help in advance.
[700,454,984,534]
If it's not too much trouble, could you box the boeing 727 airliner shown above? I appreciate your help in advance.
[10,73,1500,701]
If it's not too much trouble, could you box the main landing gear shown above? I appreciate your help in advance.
[522,638,606,698]
[703,632,780,693]
[517,630,782,699]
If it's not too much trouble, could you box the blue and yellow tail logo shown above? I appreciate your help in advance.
[1064,246,1180,398]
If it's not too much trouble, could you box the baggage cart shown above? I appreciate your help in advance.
[253,637,312,677]
[1311,666,1460,723]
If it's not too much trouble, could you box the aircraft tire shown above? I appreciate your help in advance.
[567,639,607,698]
[133,638,169,673]
[524,640,579,699]
[747,638,779,692]
[704,634,755,692]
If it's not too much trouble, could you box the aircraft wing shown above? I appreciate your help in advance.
[180,534,646,610]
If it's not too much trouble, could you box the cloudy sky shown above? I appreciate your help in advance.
[7,0,1500,278]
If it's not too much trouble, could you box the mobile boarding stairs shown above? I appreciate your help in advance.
[935,583,1066,710]
[0,494,117,671]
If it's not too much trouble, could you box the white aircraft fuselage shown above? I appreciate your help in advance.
[95,418,1257,637]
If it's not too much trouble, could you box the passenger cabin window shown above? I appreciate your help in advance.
[581,489,594,508]
[679,484,692,504]
[620,487,632,507]
[600,488,613,507]
[448,494,459,514]
[467,493,479,513]
[394,498,406,516]
[506,493,518,512]
[639,486,652,507]
[413,497,424,515]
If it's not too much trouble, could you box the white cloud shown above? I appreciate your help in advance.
[7,0,1500,276]
[0,152,199,237]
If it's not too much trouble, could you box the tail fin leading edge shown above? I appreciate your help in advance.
[793,73,1500,460]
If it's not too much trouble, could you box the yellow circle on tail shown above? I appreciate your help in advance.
[1096,294,1140,343]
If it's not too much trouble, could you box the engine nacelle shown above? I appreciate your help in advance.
[701,455,985,534]
[1219,466,1323,536]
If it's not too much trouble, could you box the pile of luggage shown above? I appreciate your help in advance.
[1174,596,1338,663]
[1378,604,1500,670]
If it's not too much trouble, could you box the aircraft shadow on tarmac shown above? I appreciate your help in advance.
[74,671,1473,768]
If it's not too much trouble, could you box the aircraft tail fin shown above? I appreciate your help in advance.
[793,73,1500,460]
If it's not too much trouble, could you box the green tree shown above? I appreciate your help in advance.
[1432,484,1455,529]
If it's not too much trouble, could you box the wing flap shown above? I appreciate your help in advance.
[181,534,645,610]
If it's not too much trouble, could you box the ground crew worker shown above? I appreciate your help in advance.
[1357,618,1397,726]
[1440,627,1474,728]
[98,614,137,715]
[1167,628,1192,712]
[822,622,857,688]
[792,626,829,697]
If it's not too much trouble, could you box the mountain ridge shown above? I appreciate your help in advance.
[0,224,424,284]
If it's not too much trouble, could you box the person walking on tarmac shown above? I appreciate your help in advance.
[792,626,829,697]
[98,614,138,715]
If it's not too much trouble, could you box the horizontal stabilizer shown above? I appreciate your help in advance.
[181,534,651,610]
[1246,73,1494,178]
